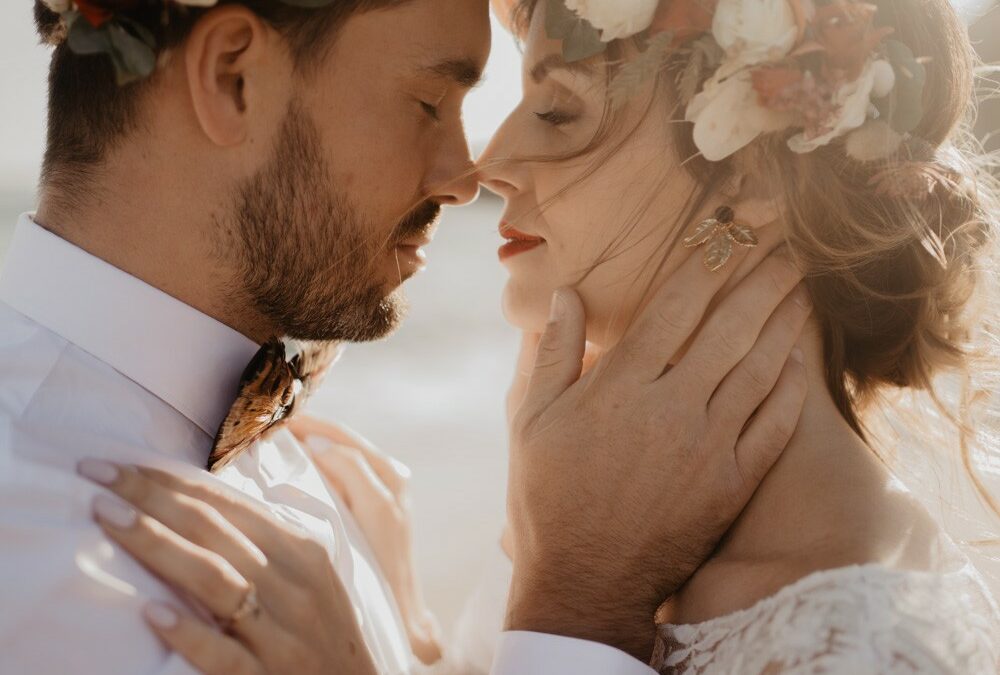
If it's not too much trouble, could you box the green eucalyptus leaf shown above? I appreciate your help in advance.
[66,13,155,86]
[562,21,605,62]
[545,0,579,39]
[66,15,114,55]
[119,16,157,51]
[545,0,605,62]
[107,22,157,85]
[108,50,141,86]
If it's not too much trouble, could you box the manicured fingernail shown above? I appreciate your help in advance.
[144,602,178,629]
[791,347,805,364]
[390,458,412,480]
[78,459,119,485]
[549,290,568,322]
[93,494,137,529]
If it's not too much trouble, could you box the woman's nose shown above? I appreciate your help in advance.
[477,120,524,198]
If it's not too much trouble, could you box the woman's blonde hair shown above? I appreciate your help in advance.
[508,0,1000,511]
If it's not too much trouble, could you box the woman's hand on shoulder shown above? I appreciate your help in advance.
[287,415,444,665]
[76,459,377,675]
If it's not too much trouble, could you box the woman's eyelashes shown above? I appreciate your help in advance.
[535,108,578,127]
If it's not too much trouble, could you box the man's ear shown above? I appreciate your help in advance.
[184,7,271,147]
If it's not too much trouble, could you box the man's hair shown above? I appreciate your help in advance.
[33,0,405,193]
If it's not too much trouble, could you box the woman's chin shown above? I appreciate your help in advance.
[501,282,552,333]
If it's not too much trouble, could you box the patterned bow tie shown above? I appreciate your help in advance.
[208,337,340,473]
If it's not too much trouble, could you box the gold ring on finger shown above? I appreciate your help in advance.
[219,581,261,632]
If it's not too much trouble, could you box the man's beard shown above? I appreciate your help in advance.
[226,101,440,342]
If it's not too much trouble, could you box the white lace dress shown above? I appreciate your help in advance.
[446,553,1000,675]
[652,563,1000,674]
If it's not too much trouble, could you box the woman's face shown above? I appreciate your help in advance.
[478,4,704,347]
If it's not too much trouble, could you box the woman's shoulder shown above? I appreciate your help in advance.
[656,562,1000,674]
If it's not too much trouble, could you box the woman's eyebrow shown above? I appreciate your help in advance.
[530,54,594,83]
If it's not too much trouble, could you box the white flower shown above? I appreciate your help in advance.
[173,0,220,6]
[787,58,890,154]
[565,0,659,42]
[845,120,904,161]
[40,0,72,12]
[870,59,896,99]
[712,0,798,78]
[686,70,794,161]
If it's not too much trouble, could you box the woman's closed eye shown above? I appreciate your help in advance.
[535,108,578,127]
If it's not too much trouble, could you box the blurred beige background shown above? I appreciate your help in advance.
[1,0,997,640]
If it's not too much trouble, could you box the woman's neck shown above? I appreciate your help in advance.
[716,324,885,560]
[661,320,945,624]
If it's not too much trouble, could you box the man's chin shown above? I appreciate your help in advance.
[341,288,408,343]
[278,286,407,344]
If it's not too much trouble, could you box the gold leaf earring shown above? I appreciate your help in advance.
[683,206,759,272]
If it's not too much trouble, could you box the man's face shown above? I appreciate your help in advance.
[226,0,491,342]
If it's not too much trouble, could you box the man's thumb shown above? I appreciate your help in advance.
[518,288,586,421]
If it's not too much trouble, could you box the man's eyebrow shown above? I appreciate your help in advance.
[423,57,485,88]
[530,54,594,83]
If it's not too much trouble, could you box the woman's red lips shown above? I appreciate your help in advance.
[499,223,545,262]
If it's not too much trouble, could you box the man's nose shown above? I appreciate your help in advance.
[428,134,481,207]
[430,163,480,206]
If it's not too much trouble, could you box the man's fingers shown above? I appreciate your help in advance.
[515,331,543,375]
[670,248,803,401]
[517,288,587,424]
[732,352,808,490]
[143,602,265,675]
[609,225,783,381]
[508,332,542,424]
[707,283,812,432]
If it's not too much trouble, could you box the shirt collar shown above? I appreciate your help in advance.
[0,213,261,438]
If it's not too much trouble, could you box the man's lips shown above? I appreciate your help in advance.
[499,222,546,262]
[392,231,435,273]
[396,236,432,249]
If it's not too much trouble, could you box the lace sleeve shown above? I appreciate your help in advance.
[654,564,1000,675]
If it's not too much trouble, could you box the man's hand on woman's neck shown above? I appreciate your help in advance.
[660,319,940,625]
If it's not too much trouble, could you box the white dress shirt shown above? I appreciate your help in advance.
[0,213,655,675]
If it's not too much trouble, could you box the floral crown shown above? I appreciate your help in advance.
[40,0,333,85]
[545,0,928,163]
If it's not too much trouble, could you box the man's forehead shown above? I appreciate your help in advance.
[331,0,490,84]
[390,0,491,74]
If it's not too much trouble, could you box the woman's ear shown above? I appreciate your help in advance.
[719,172,745,202]
[725,170,781,229]
[184,6,271,147]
